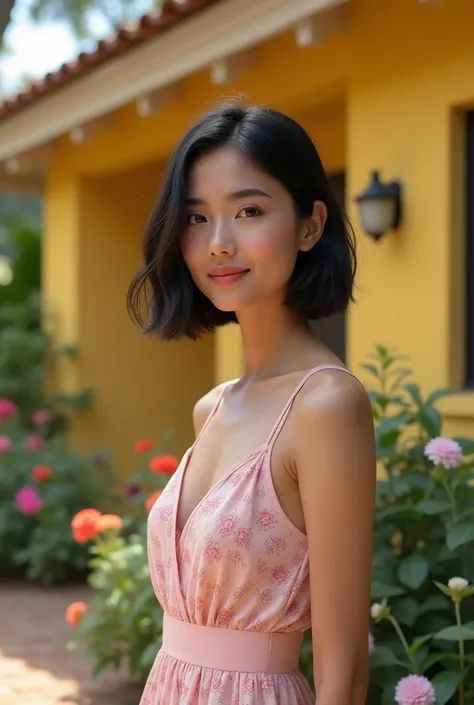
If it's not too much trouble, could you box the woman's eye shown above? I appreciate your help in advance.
[187,213,206,225]
[237,206,261,219]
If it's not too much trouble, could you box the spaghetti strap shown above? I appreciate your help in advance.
[266,364,359,447]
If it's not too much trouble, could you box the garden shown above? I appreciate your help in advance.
[2,211,474,705]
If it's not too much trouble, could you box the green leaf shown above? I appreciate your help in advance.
[453,437,474,455]
[404,383,423,406]
[425,388,456,406]
[417,499,452,515]
[432,670,462,705]
[446,523,474,551]
[418,405,442,438]
[434,625,474,641]
[369,645,399,669]
[361,363,379,378]
[397,554,429,590]
[408,633,434,656]
[392,597,420,627]
[419,594,451,614]
[371,581,406,599]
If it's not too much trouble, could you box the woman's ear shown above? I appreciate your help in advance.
[299,200,328,252]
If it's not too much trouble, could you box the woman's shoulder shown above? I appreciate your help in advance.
[192,379,237,436]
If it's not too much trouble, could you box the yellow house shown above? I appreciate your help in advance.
[0,0,473,476]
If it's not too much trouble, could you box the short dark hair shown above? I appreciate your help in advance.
[127,102,356,340]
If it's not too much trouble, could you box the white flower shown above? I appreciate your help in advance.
[448,577,469,591]
[371,603,383,619]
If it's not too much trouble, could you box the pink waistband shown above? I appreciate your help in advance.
[162,614,303,673]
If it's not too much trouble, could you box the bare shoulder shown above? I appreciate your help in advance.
[192,380,234,437]
[294,367,371,424]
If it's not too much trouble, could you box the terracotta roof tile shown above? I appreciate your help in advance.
[0,0,220,121]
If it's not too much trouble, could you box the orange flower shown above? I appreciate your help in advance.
[71,508,102,543]
[66,601,87,626]
[96,514,123,533]
[149,454,179,475]
[31,465,52,482]
[134,438,154,453]
[145,489,162,514]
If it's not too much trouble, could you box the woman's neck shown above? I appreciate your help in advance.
[236,302,318,381]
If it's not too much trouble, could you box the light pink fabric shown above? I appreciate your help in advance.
[140,364,356,705]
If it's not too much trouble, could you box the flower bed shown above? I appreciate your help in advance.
[0,398,112,584]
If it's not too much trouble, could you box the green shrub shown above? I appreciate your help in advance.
[366,346,474,705]
[0,406,112,584]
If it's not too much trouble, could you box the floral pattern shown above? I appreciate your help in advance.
[140,363,354,704]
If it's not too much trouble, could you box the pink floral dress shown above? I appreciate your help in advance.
[140,364,355,704]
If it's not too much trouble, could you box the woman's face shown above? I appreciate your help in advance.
[180,146,323,314]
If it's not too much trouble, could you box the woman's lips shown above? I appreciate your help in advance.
[208,268,249,286]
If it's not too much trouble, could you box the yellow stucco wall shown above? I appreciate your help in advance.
[44,160,215,479]
[43,0,474,473]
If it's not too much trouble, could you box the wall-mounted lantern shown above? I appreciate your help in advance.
[354,170,402,242]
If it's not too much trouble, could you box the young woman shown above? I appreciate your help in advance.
[129,103,376,705]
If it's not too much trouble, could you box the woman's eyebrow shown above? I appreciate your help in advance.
[184,188,272,206]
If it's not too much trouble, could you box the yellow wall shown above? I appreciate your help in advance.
[44,160,214,479]
[44,0,474,470]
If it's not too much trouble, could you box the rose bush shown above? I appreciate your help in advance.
[0,401,112,584]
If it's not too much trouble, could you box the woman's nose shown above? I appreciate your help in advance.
[208,223,237,257]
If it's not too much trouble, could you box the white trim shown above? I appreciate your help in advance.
[0,0,351,164]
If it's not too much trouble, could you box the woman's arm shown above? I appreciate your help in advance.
[295,372,376,705]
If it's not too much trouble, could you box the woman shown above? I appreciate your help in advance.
[129,103,376,705]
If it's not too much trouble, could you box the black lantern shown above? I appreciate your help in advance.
[354,170,402,241]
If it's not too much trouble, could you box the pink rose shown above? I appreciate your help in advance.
[0,399,18,422]
[25,435,44,451]
[16,486,43,515]
[31,409,53,426]
[0,435,12,453]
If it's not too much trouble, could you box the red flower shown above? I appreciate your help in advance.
[71,508,102,543]
[32,465,52,482]
[145,489,162,514]
[149,454,179,475]
[134,438,154,453]
[66,601,87,626]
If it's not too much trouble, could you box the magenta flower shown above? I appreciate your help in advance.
[125,482,141,497]
[395,675,436,705]
[424,437,463,469]
[0,399,18,422]
[15,486,44,515]
[25,435,44,451]
[0,435,12,453]
[31,409,53,426]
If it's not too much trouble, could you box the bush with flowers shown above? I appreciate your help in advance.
[362,346,474,705]
[66,440,179,678]
[0,396,112,584]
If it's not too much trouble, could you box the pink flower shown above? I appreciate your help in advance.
[257,510,277,531]
[25,435,44,451]
[234,527,252,550]
[203,540,221,563]
[395,675,436,705]
[31,409,53,426]
[261,679,274,695]
[0,399,18,422]
[424,437,463,469]
[270,565,289,584]
[216,514,238,536]
[0,435,12,453]
[15,486,43,515]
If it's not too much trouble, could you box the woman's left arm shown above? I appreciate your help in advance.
[295,374,376,705]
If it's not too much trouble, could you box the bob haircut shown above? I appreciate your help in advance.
[127,102,356,340]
